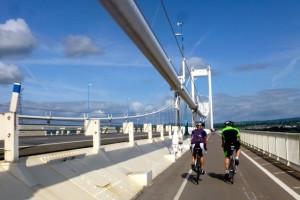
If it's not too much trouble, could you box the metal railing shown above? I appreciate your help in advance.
[241,130,300,172]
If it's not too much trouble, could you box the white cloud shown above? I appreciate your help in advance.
[186,57,206,69]
[0,62,24,84]
[213,88,300,123]
[0,18,35,59]
[92,109,106,117]
[164,99,173,107]
[131,101,144,112]
[64,35,102,57]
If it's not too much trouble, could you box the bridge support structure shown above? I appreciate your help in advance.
[157,125,165,140]
[1,112,19,162]
[123,122,135,146]
[143,123,153,142]
[0,82,21,163]
[84,119,101,153]
[191,66,214,130]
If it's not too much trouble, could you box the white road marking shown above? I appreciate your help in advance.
[242,151,300,200]
[174,132,212,200]
[173,169,192,200]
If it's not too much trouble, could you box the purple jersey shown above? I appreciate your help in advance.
[191,129,207,144]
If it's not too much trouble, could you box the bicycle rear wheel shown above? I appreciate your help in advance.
[229,158,235,184]
[196,155,201,184]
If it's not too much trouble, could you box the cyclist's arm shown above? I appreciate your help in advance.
[221,137,225,148]
[221,130,225,148]
[190,132,194,144]
[204,136,207,150]
[236,135,241,148]
[236,128,241,142]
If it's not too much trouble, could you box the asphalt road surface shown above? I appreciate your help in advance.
[0,132,163,160]
[134,133,300,200]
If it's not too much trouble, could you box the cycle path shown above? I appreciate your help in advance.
[134,133,300,200]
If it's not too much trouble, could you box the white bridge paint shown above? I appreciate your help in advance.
[1,83,21,162]
[0,104,192,199]
[241,130,300,172]
[0,138,190,200]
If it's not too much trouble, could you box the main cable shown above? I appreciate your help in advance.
[160,0,200,102]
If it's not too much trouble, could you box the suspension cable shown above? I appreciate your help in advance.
[159,0,200,100]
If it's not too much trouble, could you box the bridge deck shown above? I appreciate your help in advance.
[0,133,299,200]
[135,133,300,200]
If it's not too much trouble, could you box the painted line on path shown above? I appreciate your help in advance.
[173,169,192,200]
[242,151,300,200]
[174,133,212,200]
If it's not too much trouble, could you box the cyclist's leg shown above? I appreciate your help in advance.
[191,144,196,169]
[199,143,205,173]
[235,142,241,165]
[225,157,230,170]
[235,141,241,157]
[224,156,230,180]
[224,146,230,170]
[191,144,195,163]
[235,148,241,160]
[224,145,231,179]
[200,156,204,169]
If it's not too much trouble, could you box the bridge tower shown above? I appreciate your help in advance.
[191,66,214,130]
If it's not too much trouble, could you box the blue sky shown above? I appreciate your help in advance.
[0,0,300,123]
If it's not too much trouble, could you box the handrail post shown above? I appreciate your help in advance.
[3,82,21,162]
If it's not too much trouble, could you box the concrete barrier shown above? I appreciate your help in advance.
[128,170,152,186]
[0,137,189,200]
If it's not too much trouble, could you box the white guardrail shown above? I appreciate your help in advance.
[240,130,300,172]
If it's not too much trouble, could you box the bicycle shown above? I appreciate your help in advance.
[193,146,202,184]
[227,145,236,184]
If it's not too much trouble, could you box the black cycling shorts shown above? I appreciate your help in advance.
[223,141,240,158]
[192,143,204,157]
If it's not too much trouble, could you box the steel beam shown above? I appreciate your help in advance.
[98,0,205,116]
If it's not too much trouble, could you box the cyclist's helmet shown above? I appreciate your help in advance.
[196,121,205,127]
[224,120,234,126]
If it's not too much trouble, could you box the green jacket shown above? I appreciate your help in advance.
[221,126,240,144]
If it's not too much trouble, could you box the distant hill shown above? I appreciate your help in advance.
[238,117,300,125]
[214,117,300,133]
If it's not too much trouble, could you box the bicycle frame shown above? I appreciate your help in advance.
[228,145,236,184]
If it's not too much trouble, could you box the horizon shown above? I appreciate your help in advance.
[1,0,300,123]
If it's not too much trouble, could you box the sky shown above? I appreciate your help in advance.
[0,0,300,124]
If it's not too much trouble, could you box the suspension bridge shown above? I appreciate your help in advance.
[0,0,299,199]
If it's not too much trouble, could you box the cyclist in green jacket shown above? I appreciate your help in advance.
[221,120,241,180]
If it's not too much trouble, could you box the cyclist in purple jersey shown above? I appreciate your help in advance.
[190,121,207,175]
